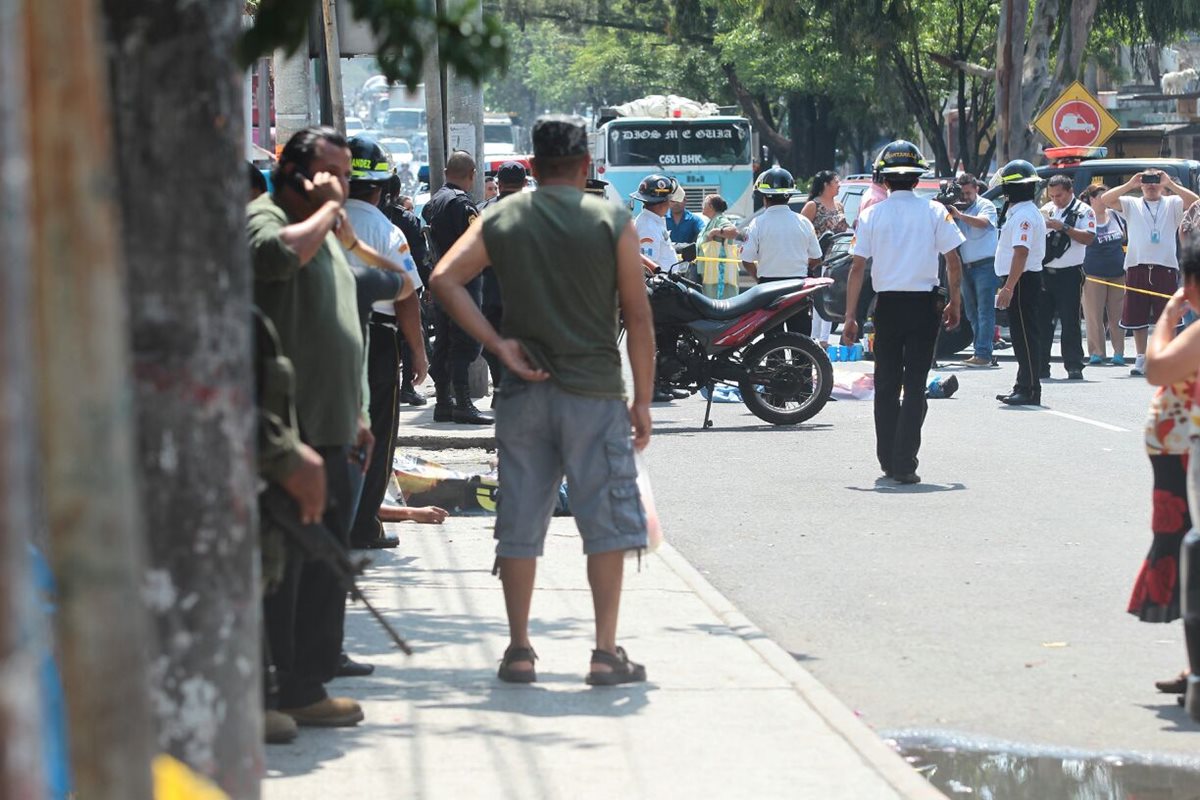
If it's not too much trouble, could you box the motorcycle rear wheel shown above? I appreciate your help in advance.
[738,332,833,425]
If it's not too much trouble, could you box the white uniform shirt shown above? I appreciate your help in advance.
[852,191,963,292]
[1040,198,1096,269]
[994,201,1047,277]
[740,205,822,278]
[344,198,422,315]
[1120,194,1186,270]
[635,208,675,272]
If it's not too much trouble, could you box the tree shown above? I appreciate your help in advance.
[968,0,1200,162]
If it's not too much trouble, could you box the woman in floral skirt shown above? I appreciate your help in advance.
[1139,240,1200,694]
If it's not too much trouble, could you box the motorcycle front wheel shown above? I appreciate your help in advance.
[737,332,833,425]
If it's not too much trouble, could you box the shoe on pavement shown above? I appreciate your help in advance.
[652,389,674,403]
[351,532,400,550]
[961,356,991,367]
[264,710,298,744]
[1111,354,1126,367]
[892,472,921,485]
[399,385,427,406]
[1155,672,1188,694]
[336,653,375,678]
[1130,365,1145,377]
[670,388,690,400]
[433,402,454,423]
[1088,355,1104,366]
[280,697,364,727]
[452,389,493,425]
[999,392,1040,406]
[1066,369,1084,380]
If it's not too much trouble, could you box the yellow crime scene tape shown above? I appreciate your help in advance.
[1085,276,1174,299]
[694,256,749,264]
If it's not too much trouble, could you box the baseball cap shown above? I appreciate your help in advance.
[497,161,528,185]
[671,183,686,203]
[532,115,589,158]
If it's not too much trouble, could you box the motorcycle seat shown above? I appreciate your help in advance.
[685,278,809,320]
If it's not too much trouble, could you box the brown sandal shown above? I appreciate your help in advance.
[498,644,537,683]
[586,646,647,686]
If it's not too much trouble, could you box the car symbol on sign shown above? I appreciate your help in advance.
[1059,113,1096,134]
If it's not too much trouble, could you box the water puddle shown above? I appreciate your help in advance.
[886,731,1200,799]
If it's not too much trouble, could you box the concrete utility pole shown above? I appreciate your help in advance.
[25,0,157,796]
[424,21,448,191]
[319,0,346,131]
[445,0,485,198]
[273,47,313,148]
[100,0,263,795]
[0,0,49,795]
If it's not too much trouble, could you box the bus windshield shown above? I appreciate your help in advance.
[606,121,751,168]
[485,123,514,145]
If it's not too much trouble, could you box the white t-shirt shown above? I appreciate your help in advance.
[344,198,422,315]
[740,205,822,279]
[1120,194,1186,270]
[852,191,963,292]
[994,201,1047,277]
[635,209,675,272]
[1041,198,1096,269]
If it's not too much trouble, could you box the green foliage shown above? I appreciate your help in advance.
[1096,0,1200,44]
[239,0,509,89]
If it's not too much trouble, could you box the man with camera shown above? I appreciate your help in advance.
[945,174,999,368]
[1102,170,1200,376]
[1039,175,1096,381]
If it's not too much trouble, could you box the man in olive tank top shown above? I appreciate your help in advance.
[430,116,656,686]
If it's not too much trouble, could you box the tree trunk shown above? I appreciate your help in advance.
[995,0,1030,163]
[24,0,157,797]
[722,63,791,158]
[0,1,49,795]
[100,1,262,796]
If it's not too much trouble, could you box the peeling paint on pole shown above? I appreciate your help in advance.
[99,0,264,795]
[25,0,157,796]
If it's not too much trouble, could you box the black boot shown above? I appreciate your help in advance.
[452,387,493,425]
[399,382,427,406]
[433,383,454,422]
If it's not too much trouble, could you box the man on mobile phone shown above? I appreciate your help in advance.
[248,126,383,729]
[1102,170,1200,376]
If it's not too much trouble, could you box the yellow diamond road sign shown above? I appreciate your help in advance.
[1034,81,1120,148]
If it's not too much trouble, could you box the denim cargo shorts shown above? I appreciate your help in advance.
[494,379,647,558]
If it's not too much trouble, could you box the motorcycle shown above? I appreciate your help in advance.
[638,244,834,429]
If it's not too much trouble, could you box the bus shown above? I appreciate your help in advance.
[592,115,755,219]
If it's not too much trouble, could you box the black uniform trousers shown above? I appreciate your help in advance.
[1037,265,1085,374]
[350,316,402,546]
[1008,270,1043,399]
[872,291,941,476]
[263,443,355,708]
[429,275,484,393]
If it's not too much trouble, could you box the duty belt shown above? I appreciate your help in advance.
[369,312,398,328]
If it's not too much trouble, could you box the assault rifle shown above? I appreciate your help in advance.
[260,485,413,655]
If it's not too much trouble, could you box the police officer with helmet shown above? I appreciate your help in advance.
[633,173,678,274]
[992,159,1047,406]
[842,141,964,485]
[633,173,688,403]
[739,166,823,335]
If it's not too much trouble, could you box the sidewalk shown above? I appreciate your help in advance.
[263,514,944,800]
[394,395,496,450]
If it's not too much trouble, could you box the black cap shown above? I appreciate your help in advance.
[532,115,589,158]
[497,161,528,185]
[585,178,609,196]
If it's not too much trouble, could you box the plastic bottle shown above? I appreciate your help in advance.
[828,345,841,362]
[850,343,864,361]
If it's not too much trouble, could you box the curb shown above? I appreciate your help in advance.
[654,542,947,800]
[400,431,496,450]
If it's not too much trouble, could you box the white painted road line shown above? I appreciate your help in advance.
[1039,408,1130,432]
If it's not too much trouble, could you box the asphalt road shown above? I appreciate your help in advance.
[640,343,1200,760]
